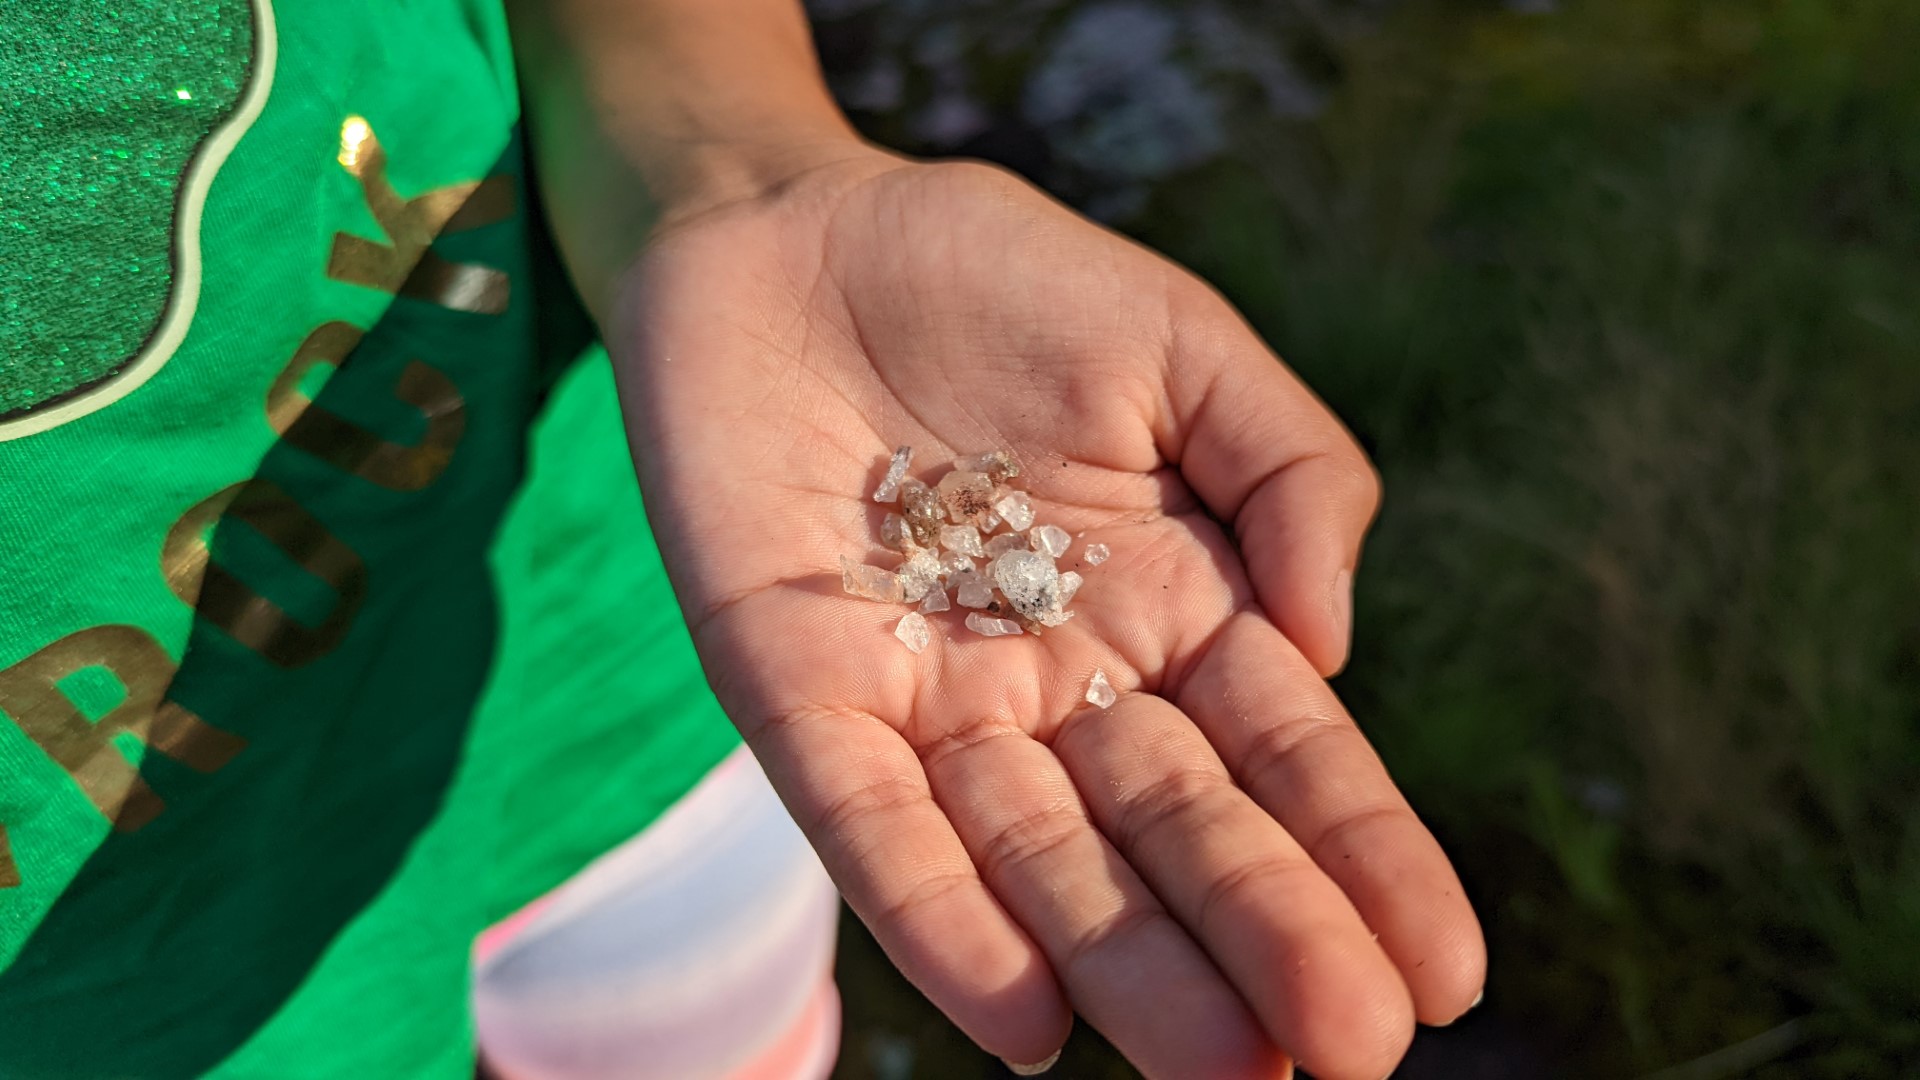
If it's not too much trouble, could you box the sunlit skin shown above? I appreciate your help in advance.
[511,2,1486,1077]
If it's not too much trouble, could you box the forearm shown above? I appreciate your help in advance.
[506,0,865,317]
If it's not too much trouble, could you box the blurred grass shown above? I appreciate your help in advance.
[830,0,1920,1075]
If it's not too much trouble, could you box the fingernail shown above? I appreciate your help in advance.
[1439,988,1486,1027]
[1330,567,1354,671]
[1001,1050,1061,1076]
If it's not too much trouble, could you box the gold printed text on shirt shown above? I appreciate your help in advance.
[265,321,363,434]
[0,825,18,889]
[263,321,466,491]
[162,482,244,606]
[328,116,515,314]
[191,481,369,669]
[282,358,466,491]
[0,626,246,832]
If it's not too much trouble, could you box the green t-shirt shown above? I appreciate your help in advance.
[0,2,738,1075]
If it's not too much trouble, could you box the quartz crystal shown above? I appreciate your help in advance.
[939,524,985,558]
[894,611,931,653]
[881,512,915,553]
[993,550,1071,626]
[840,556,905,603]
[1085,669,1117,709]
[897,548,944,603]
[992,490,1036,532]
[899,478,944,547]
[1057,570,1083,606]
[983,532,1027,558]
[1083,542,1110,566]
[937,470,996,524]
[873,446,913,502]
[981,532,1026,582]
[954,449,1021,483]
[965,612,1024,637]
[919,587,951,614]
[951,566,996,608]
[937,550,975,577]
[1031,524,1072,559]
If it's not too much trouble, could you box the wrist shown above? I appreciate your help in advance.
[509,0,881,316]
[646,125,879,229]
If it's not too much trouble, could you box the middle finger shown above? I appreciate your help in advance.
[918,716,1284,1080]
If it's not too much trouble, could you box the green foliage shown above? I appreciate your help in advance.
[1127,0,1920,1073]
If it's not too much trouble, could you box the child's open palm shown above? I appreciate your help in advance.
[611,151,1485,1080]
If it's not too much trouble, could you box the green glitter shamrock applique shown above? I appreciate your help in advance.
[1,0,267,440]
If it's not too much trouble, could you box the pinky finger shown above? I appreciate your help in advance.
[745,706,1073,1067]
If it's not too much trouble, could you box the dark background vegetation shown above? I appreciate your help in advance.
[810,1,1920,1077]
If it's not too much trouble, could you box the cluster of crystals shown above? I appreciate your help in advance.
[841,446,1101,651]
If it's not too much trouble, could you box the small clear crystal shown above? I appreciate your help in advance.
[993,550,1071,626]
[954,449,1021,483]
[937,470,996,524]
[983,532,1027,558]
[881,512,915,553]
[919,587,951,614]
[840,555,905,603]
[894,611,932,653]
[1085,669,1116,709]
[1057,570,1083,606]
[937,550,975,577]
[900,476,944,534]
[992,490,1036,532]
[1084,542,1110,566]
[897,548,944,603]
[952,566,996,608]
[966,612,1024,637]
[1031,524,1071,559]
[873,446,913,503]
[982,534,1028,582]
[939,524,985,558]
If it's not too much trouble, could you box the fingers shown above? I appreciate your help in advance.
[919,717,1287,1080]
[1054,691,1415,1080]
[1176,612,1488,1025]
[1159,288,1381,676]
[743,706,1072,1065]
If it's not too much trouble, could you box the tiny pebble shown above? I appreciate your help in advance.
[1084,543,1110,566]
[919,588,951,614]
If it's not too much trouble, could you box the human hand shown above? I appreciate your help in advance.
[608,147,1485,1080]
